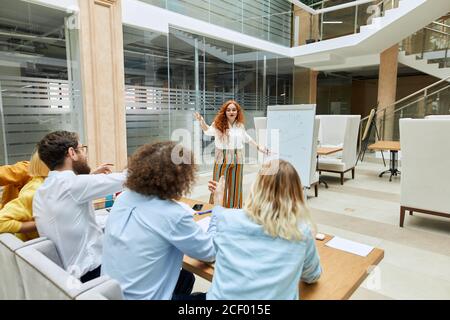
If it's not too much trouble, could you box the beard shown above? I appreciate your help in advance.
[73,159,91,175]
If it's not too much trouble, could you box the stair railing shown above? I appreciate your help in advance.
[358,76,450,145]
[400,20,449,68]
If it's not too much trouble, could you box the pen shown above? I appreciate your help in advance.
[195,209,212,215]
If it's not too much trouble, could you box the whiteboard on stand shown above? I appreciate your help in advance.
[266,104,316,187]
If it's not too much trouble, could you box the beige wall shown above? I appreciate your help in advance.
[351,74,439,118]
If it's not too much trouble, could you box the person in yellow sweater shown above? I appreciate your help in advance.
[0,152,49,240]
[0,160,30,208]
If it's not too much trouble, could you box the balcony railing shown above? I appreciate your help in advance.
[294,0,400,45]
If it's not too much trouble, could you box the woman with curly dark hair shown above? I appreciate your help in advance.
[101,141,215,300]
[194,100,270,208]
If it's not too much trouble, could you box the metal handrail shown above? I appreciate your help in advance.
[423,27,450,37]
[388,84,450,116]
[358,83,450,146]
[431,21,450,29]
[360,76,450,122]
[401,18,450,67]
[295,0,379,14]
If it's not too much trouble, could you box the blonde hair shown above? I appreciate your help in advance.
[243,159,315,241]
[28,152,49,177]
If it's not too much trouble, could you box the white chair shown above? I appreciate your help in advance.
[399,118,450,227]
[424,115,450,119]
[15,239,112,299]
[317,115,361,185]
[0,234,44,299]
[76,279,123,300]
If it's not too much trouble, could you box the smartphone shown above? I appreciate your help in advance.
[192,204,203,211]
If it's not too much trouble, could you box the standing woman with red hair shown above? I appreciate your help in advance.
[194,100,269,208]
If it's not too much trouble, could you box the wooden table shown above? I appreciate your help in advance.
[317,146,343,156]
[368,140,401,182]
[181,198,384,300]
[316,146,343,189]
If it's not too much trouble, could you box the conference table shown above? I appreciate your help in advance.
[368,140,401,182]
[181,198,384,300]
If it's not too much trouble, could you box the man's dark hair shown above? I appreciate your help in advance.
[37,131,79,170]
[126,141,196,200]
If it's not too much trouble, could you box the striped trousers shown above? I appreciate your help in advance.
[209,148,244,209]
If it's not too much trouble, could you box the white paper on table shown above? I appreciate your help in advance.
[325,236,374,257]
[176,201,196,215]
[196,216,211,233]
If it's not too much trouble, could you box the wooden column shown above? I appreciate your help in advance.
[377,44,398,140]
[309,70,318,103]
[293,67,318,104]
[292,6,319,46]
[78,0,127,170]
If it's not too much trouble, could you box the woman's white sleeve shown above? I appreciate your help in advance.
[243,128,254,143]
[204,123,216,136]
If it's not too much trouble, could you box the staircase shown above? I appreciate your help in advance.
[398,51,450,79]
[293,0,450,69]
[398,20,450,79]
[171,29,232,63]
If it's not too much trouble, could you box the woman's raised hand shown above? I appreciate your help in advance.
[209,176,225,206]
[193,112,203,122]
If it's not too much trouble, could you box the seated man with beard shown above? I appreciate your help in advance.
[33,131,126,283]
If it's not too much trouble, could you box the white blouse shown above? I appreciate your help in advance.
[204,122,254,150]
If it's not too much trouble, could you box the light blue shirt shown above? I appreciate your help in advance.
[207,207,321,300]
[101,190,216,300]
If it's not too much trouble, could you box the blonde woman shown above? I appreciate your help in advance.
[0,152,49,240]
[206,159,321,300]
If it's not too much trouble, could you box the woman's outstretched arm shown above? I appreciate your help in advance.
[193,112,210,132]
[246,131,270,155]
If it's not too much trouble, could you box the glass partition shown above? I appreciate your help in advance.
[297,0,401,43]
[123,25,295,172]
[400,21,450,68]
[0,0,84,164]
[321,1,356,40]
[138,0,292,46]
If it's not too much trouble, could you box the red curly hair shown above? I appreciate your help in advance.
[213,100,245,136]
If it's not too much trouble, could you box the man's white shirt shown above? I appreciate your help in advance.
[33,170,126,278]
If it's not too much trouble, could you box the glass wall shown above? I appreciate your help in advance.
[303,0,400,41]
[0,0,84,164]
[139,0,292,46]
[316,73,352,114]
[123,25,295,171]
